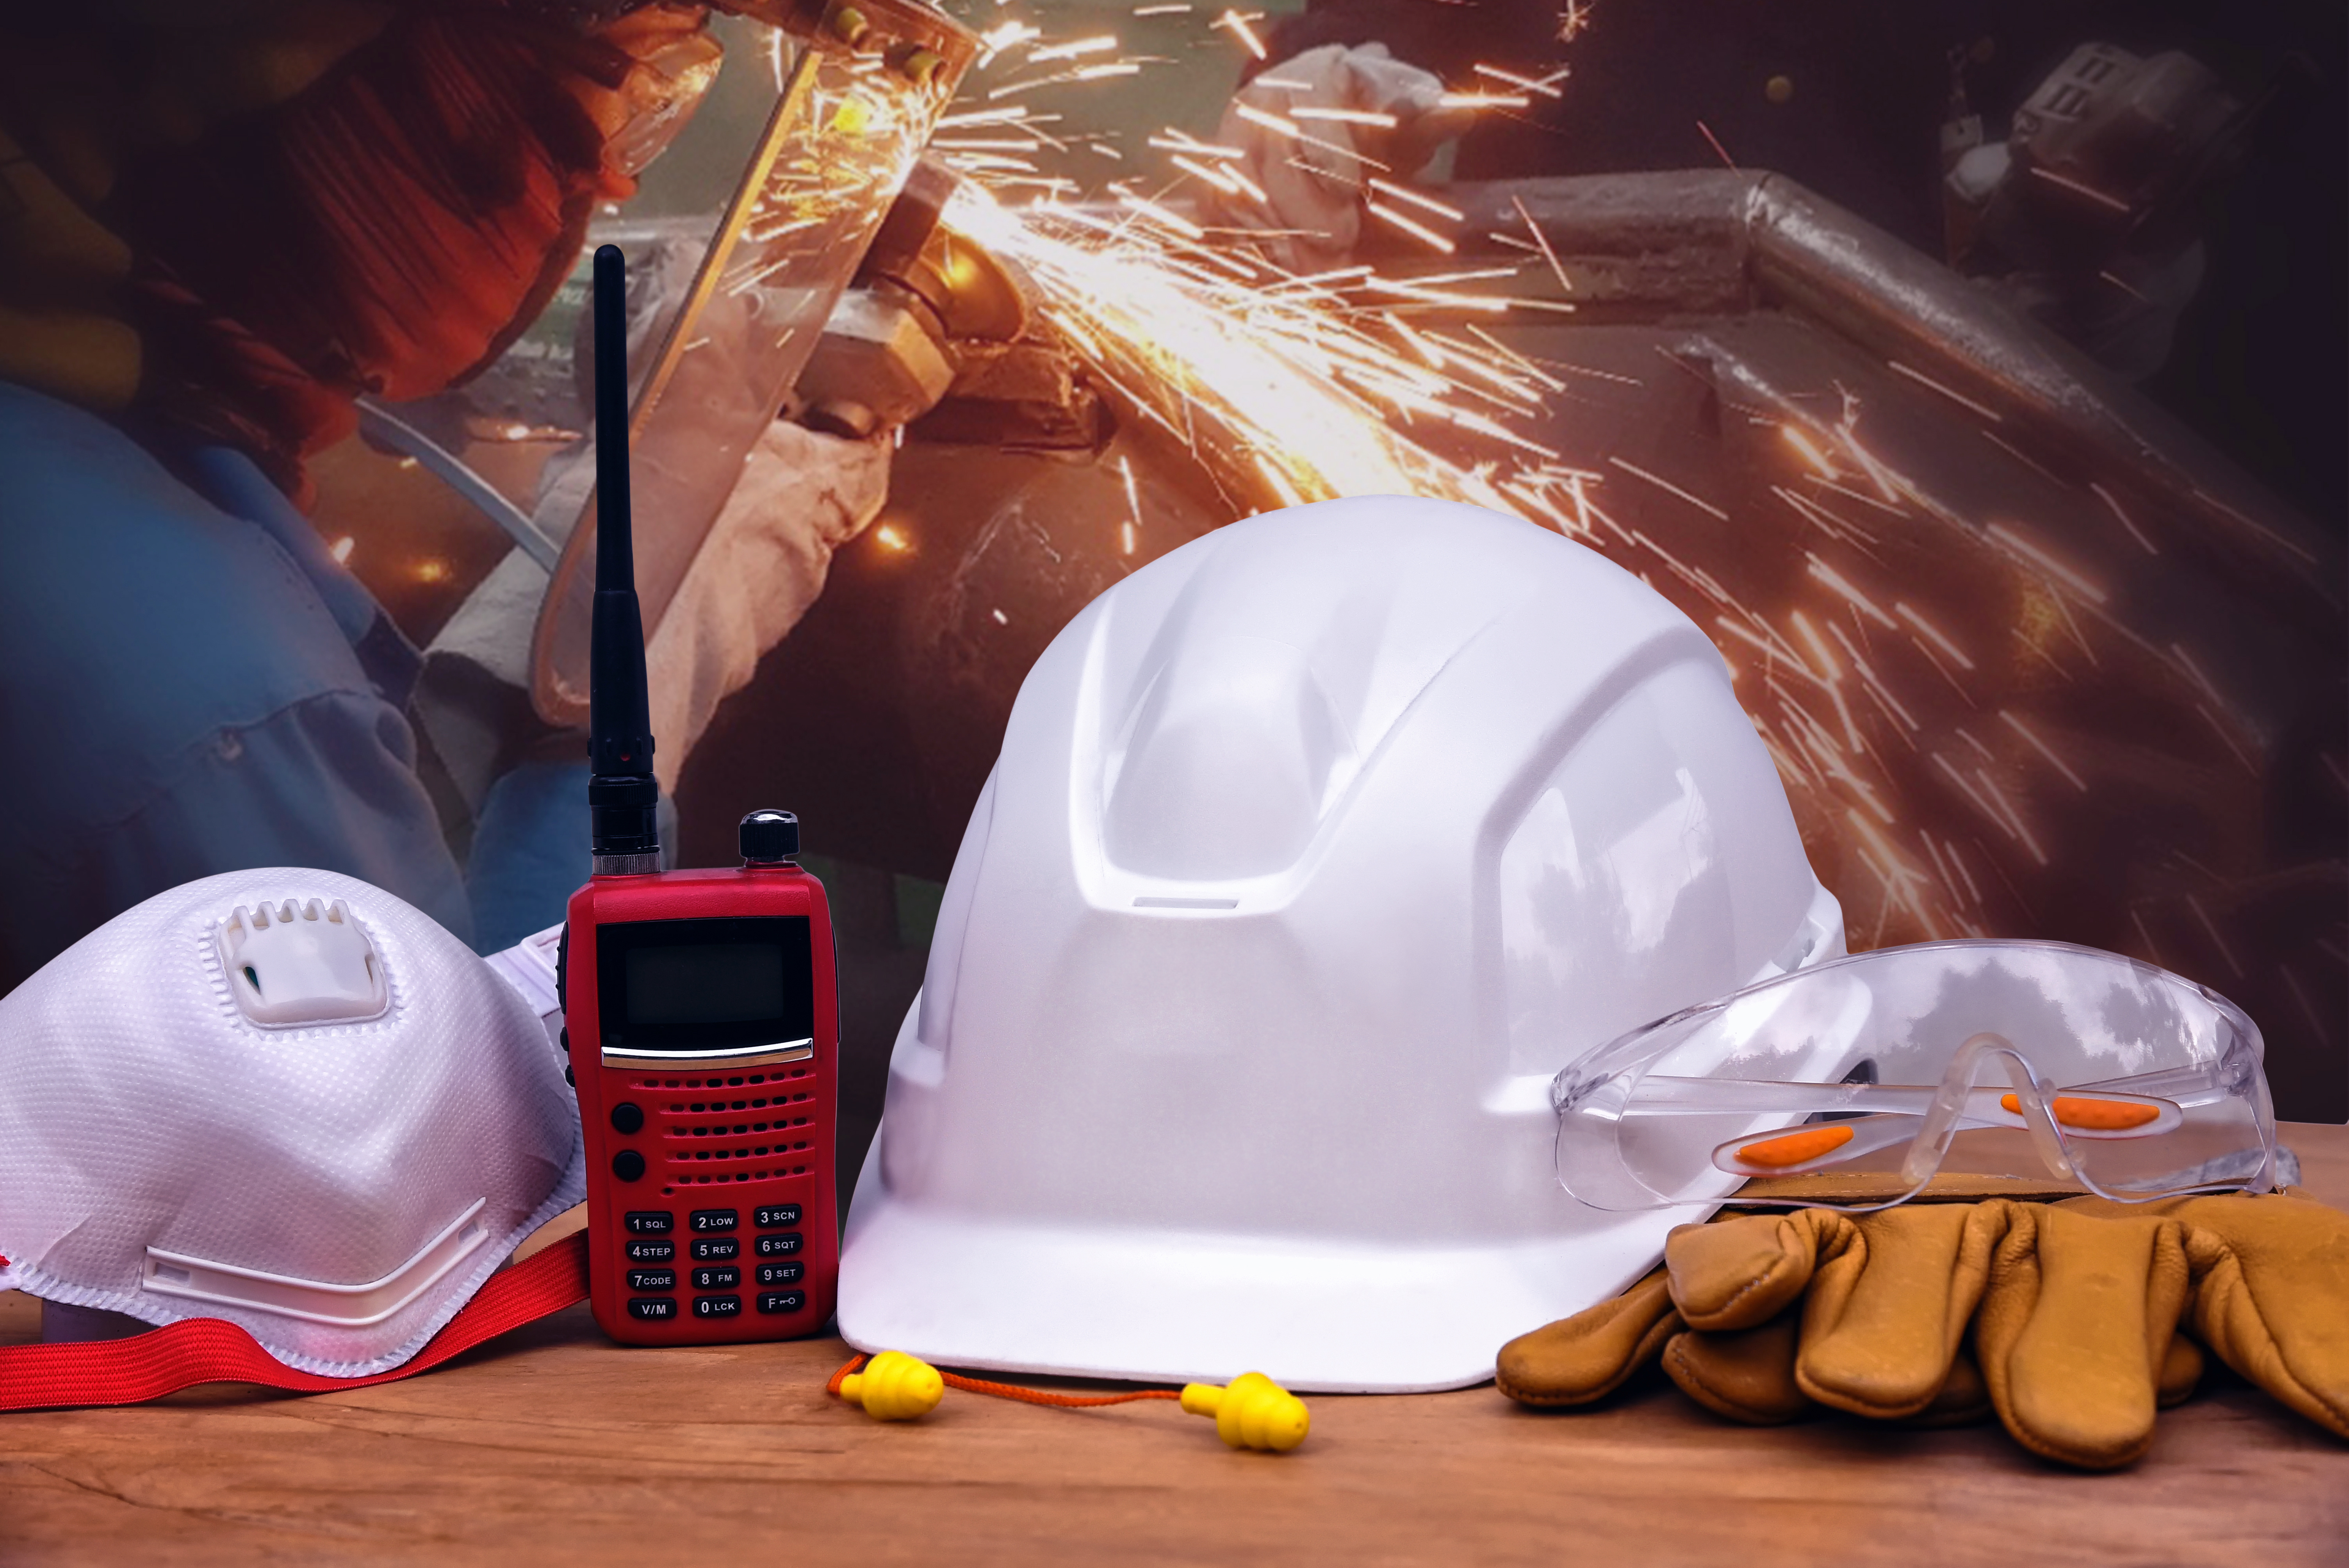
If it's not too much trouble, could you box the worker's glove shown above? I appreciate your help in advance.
[1494,1266,1680,1408]
[1674,1194,2347,1467]
[421,419,888,802]
[1497,1196,2336,1468]
[1499,1205,2011,1425]
[2053,1192,2349,1447]
[642,418,889,792]
[1205,43,1471,272]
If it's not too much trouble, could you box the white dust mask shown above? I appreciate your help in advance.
[0,869,585,1377]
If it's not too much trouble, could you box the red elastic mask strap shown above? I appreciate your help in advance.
[0,1230,588,1412]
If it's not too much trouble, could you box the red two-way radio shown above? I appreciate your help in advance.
[560,244,838,1346]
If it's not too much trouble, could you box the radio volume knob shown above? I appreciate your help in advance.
[740,809,800,865]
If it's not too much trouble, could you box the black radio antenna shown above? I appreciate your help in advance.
[587,243,661,872]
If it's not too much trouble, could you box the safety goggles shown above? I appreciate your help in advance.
[1552,939,2278,1212]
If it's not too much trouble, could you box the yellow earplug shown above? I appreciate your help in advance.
[1178,1372,1310,1452]
[840,1350,945,1420]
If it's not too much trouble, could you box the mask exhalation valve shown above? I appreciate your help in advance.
[217,899,390,1028]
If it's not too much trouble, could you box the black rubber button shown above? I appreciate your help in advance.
[610,1102,645,1135]
[626,1297,676,1321]
[757,1292,806,1315]
[628,1269,676,1292]
[625,1239,675,1263]
[612,1149,646,1182]
[564,1064,575,1087]
[689,1208,740,1233]
[690,1237,740,1262]
[754,1204,802,1228]
[624,1211,673,1235]
[692,1294,743,1319]
[692,1267,741,1290]
[754,1231,803,1258]
[756,1261,803,1287]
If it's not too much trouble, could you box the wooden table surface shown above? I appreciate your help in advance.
[4,1126,2344,1566]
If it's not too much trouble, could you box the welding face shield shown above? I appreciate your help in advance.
[359,0,974,714]
[1553,938,2280,1212]
[520,0,975,728]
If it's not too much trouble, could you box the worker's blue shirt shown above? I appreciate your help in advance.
[0,380,579,988]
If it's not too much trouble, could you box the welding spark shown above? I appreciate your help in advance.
[1214,9,1269,59]
[1510,196,1576,298]
[2087,481,2158,555]
[1473,62,1565,99]
[1365,201,1457,253]
[1028,34,1120,62]
[1998,710,2085,792]
[1608,456,1728,520]
[1887,359,2002,423]
[1896,602,1976,670]
[2025,165,2130,214]
[1983,522,2109,604]
[1292,106,1402,127]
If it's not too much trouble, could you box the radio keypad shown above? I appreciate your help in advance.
[623,1208,807,1323]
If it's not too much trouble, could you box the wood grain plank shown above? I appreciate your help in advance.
[3,1123,2342,1566]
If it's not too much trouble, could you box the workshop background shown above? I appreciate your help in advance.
[10,0,2344,1184]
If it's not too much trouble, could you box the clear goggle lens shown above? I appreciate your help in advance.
[1552,939,2276,1212]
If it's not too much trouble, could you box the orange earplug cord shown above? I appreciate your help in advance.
[827,1352,1182,1409]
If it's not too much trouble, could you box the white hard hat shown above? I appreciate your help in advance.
[839,497,1844,1392]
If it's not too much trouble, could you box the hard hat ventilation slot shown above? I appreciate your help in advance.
[1102,635,1359,882]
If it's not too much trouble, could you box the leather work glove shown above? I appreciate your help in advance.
[642,418,889,792]
[1496,1193,2347,1470]
[1205,43,1471,272]
[1501,1204,2018,1427]
[1494,1267,1681,1408]
[2051,1192,2349,1447]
